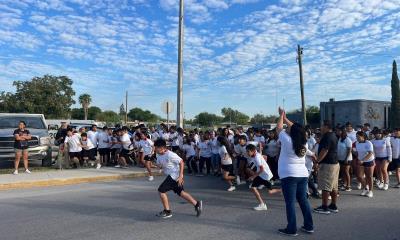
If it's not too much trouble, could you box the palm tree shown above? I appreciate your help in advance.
[79,94,92,120]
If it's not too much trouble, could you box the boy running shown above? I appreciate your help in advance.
[246,144,280,211]
[154,139,203,219]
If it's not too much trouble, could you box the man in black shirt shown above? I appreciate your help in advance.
[314,120,340,215]
[13,121,32,175]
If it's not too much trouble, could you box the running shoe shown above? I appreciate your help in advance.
[328,204,339,213]
[366,191,373,198]
[25,169,31,174]
[195,200,203,217]
[357,183,362,190]
[13,170,18,175]
[360,188,369,196]
[156,210,172,219]
[345,187,352,192]
[313,205,331,215]
[300,226,314,234]
[253,203,268,211]
[227,186,236,192]
[278,229,298,237]
[378,182,384,190]
[148,176,154,181]
[383,183,389,191]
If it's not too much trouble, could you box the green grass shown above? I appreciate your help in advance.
[0,167,55,175]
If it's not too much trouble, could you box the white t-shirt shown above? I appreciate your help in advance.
[390,137,400,160]
[347,130,357,143]
[156,150,182,180]
[219,145,233,165]
[81,138,95,150]
[151,132,160,141]
[253,135,265,146]
[169,132,180,146]
[277,130,309,178]
[87,130,98,147]
[120,133,131,150]
[372,138,392,159]
[97,132,110,149]
[265,139,280,157]
[211,138,219,154]
[307,137,317,151]
[198,141,212,158]
[234,144,248,158]
[182,143,196,158]
[337,137,353,161]
[139,138,154,156]
[248,152,273,181]
[64,134,82,153]
[356,141,375,162]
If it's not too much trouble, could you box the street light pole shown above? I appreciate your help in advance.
[297,44,307,126]
[176,0,184,128]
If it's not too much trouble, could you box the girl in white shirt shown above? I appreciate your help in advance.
[196,132,212,176]
[336,127,353,191]
[217,136,237,192]
[355,131,375,198]
[265,130,280,180]
[371,129,392,190]
[182,136,198,175]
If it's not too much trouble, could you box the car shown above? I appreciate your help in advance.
[0,113,53,166]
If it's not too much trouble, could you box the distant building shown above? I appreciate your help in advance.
[320,99,391,129]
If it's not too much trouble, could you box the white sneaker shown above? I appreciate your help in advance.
[96,164,102,169]
[360,189,369,196]
[253,203,268,211]
[13,170,18,175]
[357,183,362,190]
[236,176,241,185]
[366,191,373,198]
[114,165,121,168]
[258,185,265,190]
[148,176,154,181]
[383,183,389,191]
[378,182,384,189]
[25,169,31,174]
[227,186,236,192]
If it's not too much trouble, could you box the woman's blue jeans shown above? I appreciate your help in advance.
[281,177,314,233]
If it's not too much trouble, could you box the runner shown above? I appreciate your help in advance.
[138,131,155,181]
[371,129,392,190]
[355,131,375,198]
[217,136,237,192]
[154,139,203,219]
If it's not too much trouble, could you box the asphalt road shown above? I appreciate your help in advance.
[0,175,399,240]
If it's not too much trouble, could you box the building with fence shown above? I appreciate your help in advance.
[320,99,391,129]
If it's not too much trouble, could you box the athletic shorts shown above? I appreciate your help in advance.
[158,175,184,196]
[362,161,375,167]
[393,159,400,169]
[318,163,340,192]
[375,157,388,162]
[98,148,110,156]
[144,155,152,161]
[82,149,96,160]
[339,160,352,166]
[251,176,272,189]
[69,152,81,159]
[221,164,235,176]
[120,149,130,160]
[14,148,28,153]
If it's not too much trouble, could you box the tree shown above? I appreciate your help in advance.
[0,75,75,118]
[250,114,278,125]
[193,112,223,127]
[127,107,160,122]
[391,60,400,129]
[97,111,120,124]
[70,106,102,120]
[287,105,320,127]
[79,94,92,120]
[221,107,250,125]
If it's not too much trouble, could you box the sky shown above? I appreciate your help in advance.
[0,0,400,120]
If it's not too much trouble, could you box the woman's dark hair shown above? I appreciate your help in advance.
[217,136,234,157]
[339,127,347,142]
[267,129,278,142]
[81,132,87,137]
[289,123,307,158]
[19,121,26,127]
[356,131,367,142]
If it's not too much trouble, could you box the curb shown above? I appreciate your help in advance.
[0,171,163,191]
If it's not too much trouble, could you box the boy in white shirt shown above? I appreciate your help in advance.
[63,128,82,168]
[246,144,280,211]
[138,132,155,181]
[97,126,110,169]
[80,132,96,167]
[154,139,203,219]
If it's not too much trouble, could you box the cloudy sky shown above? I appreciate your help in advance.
[0,0,399,119]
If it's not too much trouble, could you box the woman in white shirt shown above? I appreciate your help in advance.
[371,129,392,190]
[336,127,353,191]
[182,136,198,175]
[276,108,313,236]
[196,132,212,176]
[217,136,237,192]
[355,131,375,198]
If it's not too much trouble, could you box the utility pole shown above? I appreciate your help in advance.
[297,44,307,126]
[176,0,184,128]
[125,91,128,125]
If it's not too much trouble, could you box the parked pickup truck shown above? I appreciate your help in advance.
[0,113,52,166]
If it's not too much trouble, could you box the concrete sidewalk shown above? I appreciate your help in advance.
[0,167,162,190]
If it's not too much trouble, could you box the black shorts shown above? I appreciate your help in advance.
[362,161,375,167]
[82,149,96,160]
[158,175,184,196]
[221,164,235,176]
[251,176,272,189]
[120,149,130,160]
[69,152,81,159]
[339,160,351,166]
[144,155,152,161]
[98,148,110,156]
[375,157,388,162]
[393,159,400,169]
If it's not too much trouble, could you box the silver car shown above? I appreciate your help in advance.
[0,113,52,166]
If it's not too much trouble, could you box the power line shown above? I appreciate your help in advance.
[303,47,397,58]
